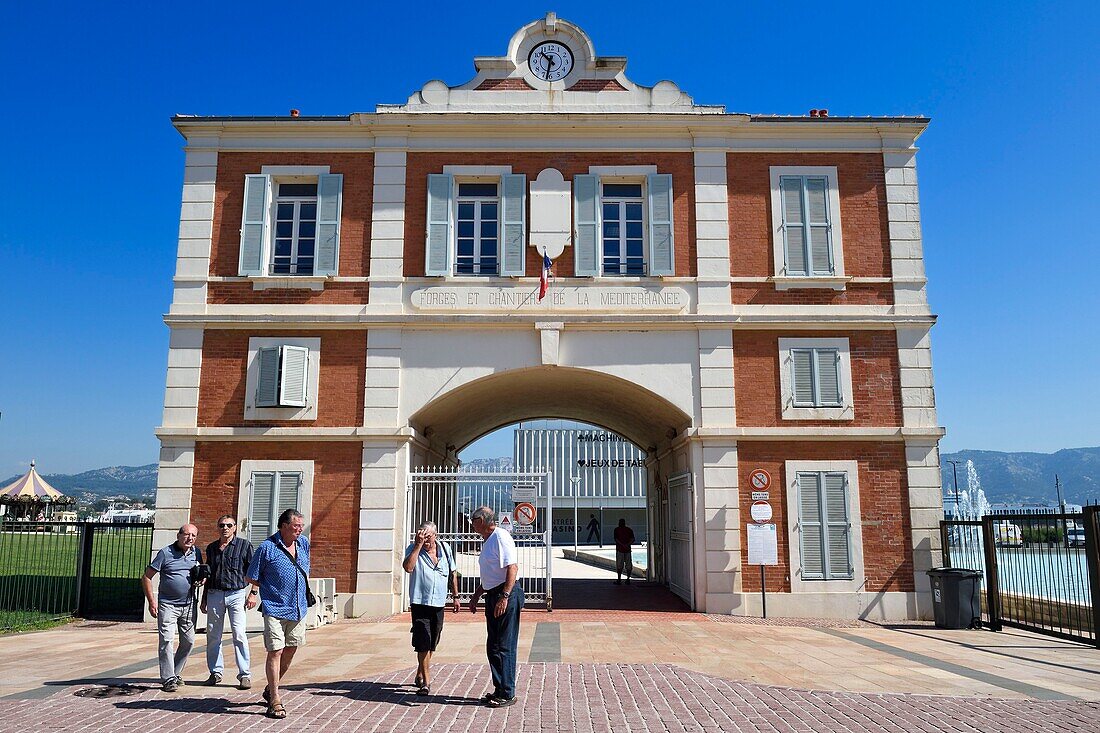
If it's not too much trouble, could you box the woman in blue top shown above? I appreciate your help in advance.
[402,521,459,696]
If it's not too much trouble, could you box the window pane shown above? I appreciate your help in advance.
[298,221,316,238]
[457,221,474,238]
[602,203,618,220]
[626,239,644,258]
[481,239,497,255]
[457,239,474,257]
[274,239,292,257]
[626,221,643,238]
[604,183,642,198]
[603,221,620,239]
[295,260,314,275]
[299,203,316,221]
[458,183,498,197]
[279,183,318,197]
[457,202,475,219]
[297,240,314,257]
[482,202,498,220]
[625,202,643,220]
[481,220,498,238]
[275,221,293,237]
[277,203,294,219]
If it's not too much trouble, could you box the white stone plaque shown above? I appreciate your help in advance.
[411,285,690,313]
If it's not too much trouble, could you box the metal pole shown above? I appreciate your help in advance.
[570,477,580,557]
[1056,474,1067,548]
[760,565,766,619]
[946,460,962,517]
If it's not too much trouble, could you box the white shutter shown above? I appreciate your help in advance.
[816,349,842,406]
[248,472,276,544]
[276,472,302,517]
[279,345,309,407]
[315,173,343,276]
[798,473,825,579]
[500,174,527,276]
[425,174,453,276]
[573,174,599,277]
[824,473,852,578]
[255,347,281,407]
[791,350,815,406]
[780,177,807,276]
[805,177,833,275]
[239,174,271,276]
[647,173,674,276]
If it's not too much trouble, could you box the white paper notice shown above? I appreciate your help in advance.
[747,523,778,566]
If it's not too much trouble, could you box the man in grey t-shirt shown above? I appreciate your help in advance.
[142,524,203,692]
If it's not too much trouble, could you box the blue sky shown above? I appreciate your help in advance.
[2,1,1098,474]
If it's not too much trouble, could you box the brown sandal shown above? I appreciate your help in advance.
[266,702,287,719]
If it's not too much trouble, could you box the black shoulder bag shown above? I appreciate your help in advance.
[275,541,317,608]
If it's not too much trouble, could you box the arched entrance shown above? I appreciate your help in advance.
[404,366,695,611]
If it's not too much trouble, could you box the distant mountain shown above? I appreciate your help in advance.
[460,457,515,472]
[2,463,157,498]
[941,448,1100,505]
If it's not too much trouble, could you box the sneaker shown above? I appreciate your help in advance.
[205,672,222,686]
[176,676,186,688]
[239,676,252,690]
[488,696,517,708]
[162,677,179,693]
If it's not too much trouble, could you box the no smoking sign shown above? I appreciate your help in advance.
[749,469,771,491]
[513,502,537,526]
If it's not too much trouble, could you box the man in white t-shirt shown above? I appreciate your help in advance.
[468,505,524,708]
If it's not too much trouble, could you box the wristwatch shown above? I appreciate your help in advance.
[250,589,259,596]
[501,591,511,598]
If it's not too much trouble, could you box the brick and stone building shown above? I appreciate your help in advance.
[155,14,944,619]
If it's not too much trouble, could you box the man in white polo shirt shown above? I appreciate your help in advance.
[468,505,524,708]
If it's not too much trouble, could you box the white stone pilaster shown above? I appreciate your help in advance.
[698,329,735,427]
[349,441,409,617]
[172,147,216,314]
[364,329,402,427]
[161,327,204,429]
[368,139,408,312]
[152,441,196,554]
[884,149,927,311]
[693,143,731,312]
[700,441,741,614]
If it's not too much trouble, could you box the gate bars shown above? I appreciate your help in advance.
[940,506,1100,646]
[405,468,553,609]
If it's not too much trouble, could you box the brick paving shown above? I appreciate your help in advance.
[1,663,1097,733]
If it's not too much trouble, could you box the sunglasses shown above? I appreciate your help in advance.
[218,523,235,528]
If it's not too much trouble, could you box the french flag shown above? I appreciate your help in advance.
[538,252,553,301]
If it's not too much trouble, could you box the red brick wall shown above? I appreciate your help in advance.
[737,442,913,593]
[197,330,365,427]
[734,330,902,427]
[210,152,373,304]
[727,153,891,305]
[191,441,362,592]
[404,152,696,277]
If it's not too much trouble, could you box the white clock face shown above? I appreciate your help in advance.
[528,41,574,82]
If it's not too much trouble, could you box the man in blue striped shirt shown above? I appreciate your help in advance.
[247,509,310,720]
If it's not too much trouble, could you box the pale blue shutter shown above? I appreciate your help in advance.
[647,173,674,276]
[573,174,599,276]
[248,472,276,544]
[425,174,453,276]
[824,473,852,579]
[780,177,807,276]
[276,472,302,517]
[256,347,280,407]
[791,350,815,406]
[240,174,271,276]
[805,177,833,275]
[315,173,343,276]
[500,174,527,276]
[816,349,841,406]
[798,472,825,579]
[279,345,309,407]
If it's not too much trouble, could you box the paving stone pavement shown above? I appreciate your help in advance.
[1,663,1098,733]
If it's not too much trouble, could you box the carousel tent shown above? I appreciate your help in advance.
[0,461,74,519]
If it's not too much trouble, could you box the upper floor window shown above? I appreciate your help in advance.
[769,166,845,289]
[425,172,525,277]
[239,169,343,278]
[455,182,500,276]
[574,172,674,277]
[778,337,854,420]
[244,337,321,421]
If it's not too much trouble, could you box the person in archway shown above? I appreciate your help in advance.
[585,514,601,546]
[613,519,636,585]
[402,520,459,696]
[468,506,524,708]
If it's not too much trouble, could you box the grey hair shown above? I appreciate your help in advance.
[471,506,496,525]
[418,520,437,533]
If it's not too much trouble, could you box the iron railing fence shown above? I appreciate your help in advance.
[0,521,153,631]
[940,507,1098,647]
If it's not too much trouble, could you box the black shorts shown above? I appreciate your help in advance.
[410,604,445,652]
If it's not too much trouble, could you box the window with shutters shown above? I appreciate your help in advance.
[238,166,342,285]
[244,337,321,421]
[778,337,854,420]
[574,167,675,278]
[784,460,864,592]
[768,166,846,290]
[425,168,526,277]
[238,460,314,543]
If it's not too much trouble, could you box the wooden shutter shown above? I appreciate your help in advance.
[248,472,276,544]
[315,173,343,276]
[256,346,281,407]
[780,177,807,276]
[824,473,852,578]
[647,173,674,276]
[425,174,453,276]
[791,349,815,406]
[279,345,309,407]
[573,174,599,276]
[805,177,833,275]
[239,174,271,276]
[798,472,825,579]
[500,174,527,276]
[275,472,302,516]
[816,349,842,406]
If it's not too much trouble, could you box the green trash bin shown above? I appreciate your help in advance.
[927,568,982,629]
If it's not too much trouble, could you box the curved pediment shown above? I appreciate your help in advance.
[380,12,724,115]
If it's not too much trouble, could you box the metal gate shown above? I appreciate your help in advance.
[405,468,553,609]
[667,472,694,606]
